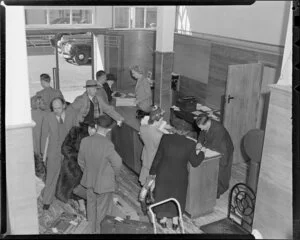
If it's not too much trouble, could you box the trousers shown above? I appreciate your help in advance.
[87,189,113,233]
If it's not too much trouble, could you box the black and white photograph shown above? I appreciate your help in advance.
[2,1,294,238]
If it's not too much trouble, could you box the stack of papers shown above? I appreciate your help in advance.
[205,149,220,158]
[116,97,136,107]
[171,105,180,111]
[196,105,211,112]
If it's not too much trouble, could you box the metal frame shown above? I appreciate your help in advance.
[148,198,185,234]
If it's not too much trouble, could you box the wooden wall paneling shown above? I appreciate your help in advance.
[206,43,259,110]
[173,34,211,84]
[178,75,207,104]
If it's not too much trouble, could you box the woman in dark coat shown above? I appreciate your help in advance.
[149,131,205,230]
[55,121,95,204]
[195,115,234,198]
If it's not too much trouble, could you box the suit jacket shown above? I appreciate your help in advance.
[139,125,163,185]
[36,87,64,112]
[78,133,122,194]
[135,77,152,112]
[96,87,109,104]
[31,109,47,154]
[41,107,77,162]
[70,91,124,125]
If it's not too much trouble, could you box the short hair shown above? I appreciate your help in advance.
[80,120,96,129]
[96,70,106,79]
[130,65,144,75]
[95,115,114,129]
[106,73,117,82]
[148,106,164,124]
[40,73,51,82]
[195,115,211,127]
[50,97,66,111]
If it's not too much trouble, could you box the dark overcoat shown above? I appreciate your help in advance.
[149,134,204,219]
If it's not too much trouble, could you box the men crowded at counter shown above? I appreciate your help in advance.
[70,80,124,127]
[31,69,234,233]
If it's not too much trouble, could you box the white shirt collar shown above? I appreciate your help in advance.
[56,111,65,122]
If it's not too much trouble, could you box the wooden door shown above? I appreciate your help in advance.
[223,63,263,164]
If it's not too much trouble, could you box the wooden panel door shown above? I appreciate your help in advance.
[223,63,262,164]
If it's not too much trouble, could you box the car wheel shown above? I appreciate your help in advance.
[74,50,89,65]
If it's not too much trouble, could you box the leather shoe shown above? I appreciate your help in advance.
[43,204,50,210]
[159,222,167,228]
[172,224,179,231]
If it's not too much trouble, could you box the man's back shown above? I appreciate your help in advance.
[78,134,122,194]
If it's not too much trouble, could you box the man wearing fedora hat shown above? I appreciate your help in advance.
[70,80,124,127]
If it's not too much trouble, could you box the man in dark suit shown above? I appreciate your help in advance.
[41,97,77,210]
[36,73,64,112]
[195,115,234,198]
[96,70,113,103]
[78,115,122,233]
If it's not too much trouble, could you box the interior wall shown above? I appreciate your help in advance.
[177,1,290,46]
[109,30,156,91]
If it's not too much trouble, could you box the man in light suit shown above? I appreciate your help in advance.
[41,97,77,210]
[78,115,122,233]
[70,80,124,127]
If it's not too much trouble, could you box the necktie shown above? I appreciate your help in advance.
[59,116,63,124]
[92,96,100,119]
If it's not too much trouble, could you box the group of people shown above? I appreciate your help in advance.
[30,64,234,233]
[137,107,234,231]
[31,70,125,233]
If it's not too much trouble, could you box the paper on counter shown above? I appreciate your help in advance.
[197,105,211,112]
[196,103,203,110]
[116,97,136,107]
[171,105,180,111]
[192,110,202,116]
[205,149,220,158]
[127,93,135,97]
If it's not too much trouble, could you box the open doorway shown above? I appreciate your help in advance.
[53,31,93,103]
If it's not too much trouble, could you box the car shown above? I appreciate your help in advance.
[51,32,92,65]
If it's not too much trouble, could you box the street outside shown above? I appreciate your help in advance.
[27,46,92,103]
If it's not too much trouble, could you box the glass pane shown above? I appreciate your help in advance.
[146,7,157,28]
[25,9,47,25]
[49,10,70,25]
[114,8,129,28]
[135,7,144,28]
[72,10,92,24]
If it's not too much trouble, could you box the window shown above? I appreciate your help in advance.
[114,7,130,28]
[25,9,47,25]
[25,7,94,27]
[113,6,157,29]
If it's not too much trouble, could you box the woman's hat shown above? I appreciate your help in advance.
[83,80,100,88]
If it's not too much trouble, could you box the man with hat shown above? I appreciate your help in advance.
[78,115,122,233]
[70,80,124,127]
[36,73,65,112]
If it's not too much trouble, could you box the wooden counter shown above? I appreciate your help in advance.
[112,105,221,217]
[111,106,143,175]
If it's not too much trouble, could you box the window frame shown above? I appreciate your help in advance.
[113,6,157,30]
[25,6,95,28]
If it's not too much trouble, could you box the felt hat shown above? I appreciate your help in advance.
[83,80,100,88]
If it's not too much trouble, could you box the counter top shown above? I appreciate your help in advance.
[115,106,141,132]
